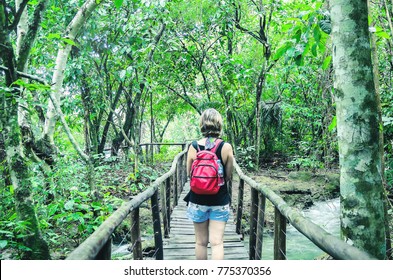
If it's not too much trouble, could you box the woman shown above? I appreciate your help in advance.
[185,108,234,260]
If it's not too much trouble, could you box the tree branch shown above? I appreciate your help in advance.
[44,0,103,143]
[232,2,269,48]
[17,0,49,70]
[47,90,90,163]
[9,0,29,30]
[0,65,47,84]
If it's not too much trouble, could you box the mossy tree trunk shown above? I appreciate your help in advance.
[1,2,50,259]
[330,0,386,259]
[5,112,51,260]
[0,70,50,260]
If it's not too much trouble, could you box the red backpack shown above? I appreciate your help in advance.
[190,139,225,195]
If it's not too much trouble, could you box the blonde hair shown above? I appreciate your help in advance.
[199,108,223,137]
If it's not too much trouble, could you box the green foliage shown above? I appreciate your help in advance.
[2,0,393,259]
[113,0,124,9]
[235,146,256,171]
[0,187,34,259]
[125,163,159,194]
[288,156,324,172]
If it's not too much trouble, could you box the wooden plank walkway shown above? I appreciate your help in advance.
[163,182,249,260]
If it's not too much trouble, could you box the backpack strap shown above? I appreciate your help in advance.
[192,139,224,155]
[210,139,224,154]
[192,140,200,152]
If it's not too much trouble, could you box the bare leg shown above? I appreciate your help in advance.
[209,220,226,260]
[193,221,209,260]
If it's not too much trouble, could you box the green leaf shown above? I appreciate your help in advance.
[47,33,61,39]
[294,55,304,66]
[273,42,291,60]
[0,240,8,249]
[48,204,58,216]
[322,56,332,70]
[114,0,124,8]
[294,27,302,42]
[313,26,321,43]
[311,44,318,56]
[61,37,77,46]
[64,200,75,210]
[376,31,390,39]
[328,116,337,132]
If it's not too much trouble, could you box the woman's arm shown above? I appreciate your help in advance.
[186,144,196,177]
[222,143,234,182]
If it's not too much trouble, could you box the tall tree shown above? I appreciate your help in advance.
[330,0,386,259]
[0,0,50,259]
[43,0,102,147]
[0,0,104,259]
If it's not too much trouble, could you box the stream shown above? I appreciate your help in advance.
[256,198,340,260]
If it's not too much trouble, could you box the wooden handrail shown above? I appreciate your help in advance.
[139,143,186,146]
[233,159,376,260]
[66,146,375,260]
[66,144,189,260]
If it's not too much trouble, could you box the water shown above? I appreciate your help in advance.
[258,198,340,260]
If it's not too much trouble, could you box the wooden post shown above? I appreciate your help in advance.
[179,154,183,188]
[274,207,287,260]
[182,152,187,187]
[255,193,266,260]
[177,158,182,193]
[165,177,171,231]
[160,183,169,238]
[95,238,111,260]
[131,208,143,260]
[236,179,244,234]
[173,171,178,208]
[151,190,163,260]
[249,187,259,260]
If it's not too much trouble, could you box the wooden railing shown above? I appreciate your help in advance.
[66,145,188,260]
[233,160,376,260]
[66,143,376,260]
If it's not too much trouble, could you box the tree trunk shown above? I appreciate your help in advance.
[330,0,386,259]
[370,14,392,259]
[1,2,50,259]
[44,0,102,145]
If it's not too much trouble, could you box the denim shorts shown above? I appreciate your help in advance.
[187,202,230,223]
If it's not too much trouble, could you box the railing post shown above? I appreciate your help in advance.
[145,145,149,163]
[182,151,187,187]
[151,189,164,260]
[236,179,244,234]
[161,183,169,238]
[95,238,111,260]
[165,177,171,231]
[131,208,143,260]
[255,193,266,260]
[177,157,182,193]
[173,170,178,208]
[274,207,287,260]
[249,187,259,260]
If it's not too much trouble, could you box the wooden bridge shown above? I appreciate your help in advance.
[66,144,376,260]
[163,182,248,260]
